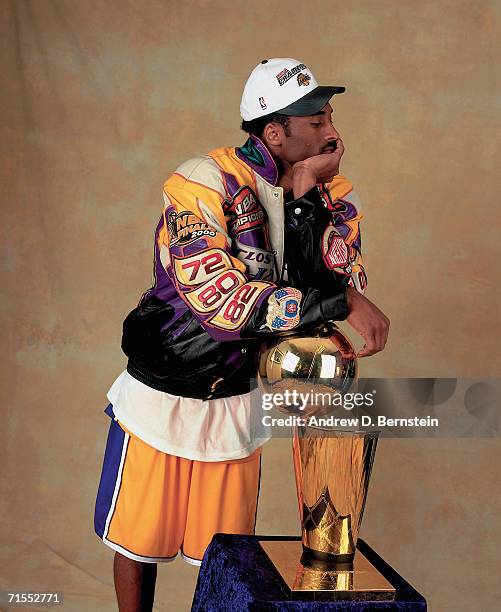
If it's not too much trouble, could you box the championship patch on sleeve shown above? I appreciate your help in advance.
[265,287,302,331]
[222,186,265,235]
[184,269,246,313]
[322,225,351,273]
[173,248,233,286]
[167,210,216,247]
[208,281,273,331]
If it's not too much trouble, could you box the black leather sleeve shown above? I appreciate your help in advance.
[283,185,349,300]
[242,286,349,339]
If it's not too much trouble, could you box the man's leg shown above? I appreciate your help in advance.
[95,412,191,608]
[114,552,157,612]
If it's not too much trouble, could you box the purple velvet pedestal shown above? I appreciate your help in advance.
[191,535,427,611]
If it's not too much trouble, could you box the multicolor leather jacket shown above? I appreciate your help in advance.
[122,135,366,399]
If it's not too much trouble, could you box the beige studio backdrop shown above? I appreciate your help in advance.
[1,0,500,610]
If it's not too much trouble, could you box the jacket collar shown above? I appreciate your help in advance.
[235,135,278,186]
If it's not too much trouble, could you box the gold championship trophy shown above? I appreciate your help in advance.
[258,323,395,601]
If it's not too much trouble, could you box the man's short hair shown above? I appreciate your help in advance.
[241,113,291,137]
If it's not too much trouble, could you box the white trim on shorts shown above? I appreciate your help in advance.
[101,536,178,564]
[181,550,202,567]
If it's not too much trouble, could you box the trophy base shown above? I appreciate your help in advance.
[300,545,354,571]
[260,539,396,601]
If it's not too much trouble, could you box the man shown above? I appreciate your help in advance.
[94,57,389,610]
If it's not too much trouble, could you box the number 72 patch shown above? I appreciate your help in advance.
[173,248,233,286]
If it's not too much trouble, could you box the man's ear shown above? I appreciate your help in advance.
[262,122,285,148]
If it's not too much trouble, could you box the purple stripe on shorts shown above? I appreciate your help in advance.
[94,405,126,538]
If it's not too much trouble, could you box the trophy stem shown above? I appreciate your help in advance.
[292,426,379,571]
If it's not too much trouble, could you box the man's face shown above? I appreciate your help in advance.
[276,104,340,164]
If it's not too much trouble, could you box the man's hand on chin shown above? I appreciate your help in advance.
[291,138,345,198]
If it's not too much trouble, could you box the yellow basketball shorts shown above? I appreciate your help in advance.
[94,405,262,565]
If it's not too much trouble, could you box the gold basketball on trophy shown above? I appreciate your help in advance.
[258,322,357,417]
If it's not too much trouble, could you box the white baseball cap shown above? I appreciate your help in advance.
[240,58,345,122]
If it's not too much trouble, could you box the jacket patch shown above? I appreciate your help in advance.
[168,210,216,247]
[357,269,368,292]
[184,269,246,314]
[322,225,350,272]
[173,248,232,287]
[208,282,272,331]
[265,287,302,331]
[223,186,264,234]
